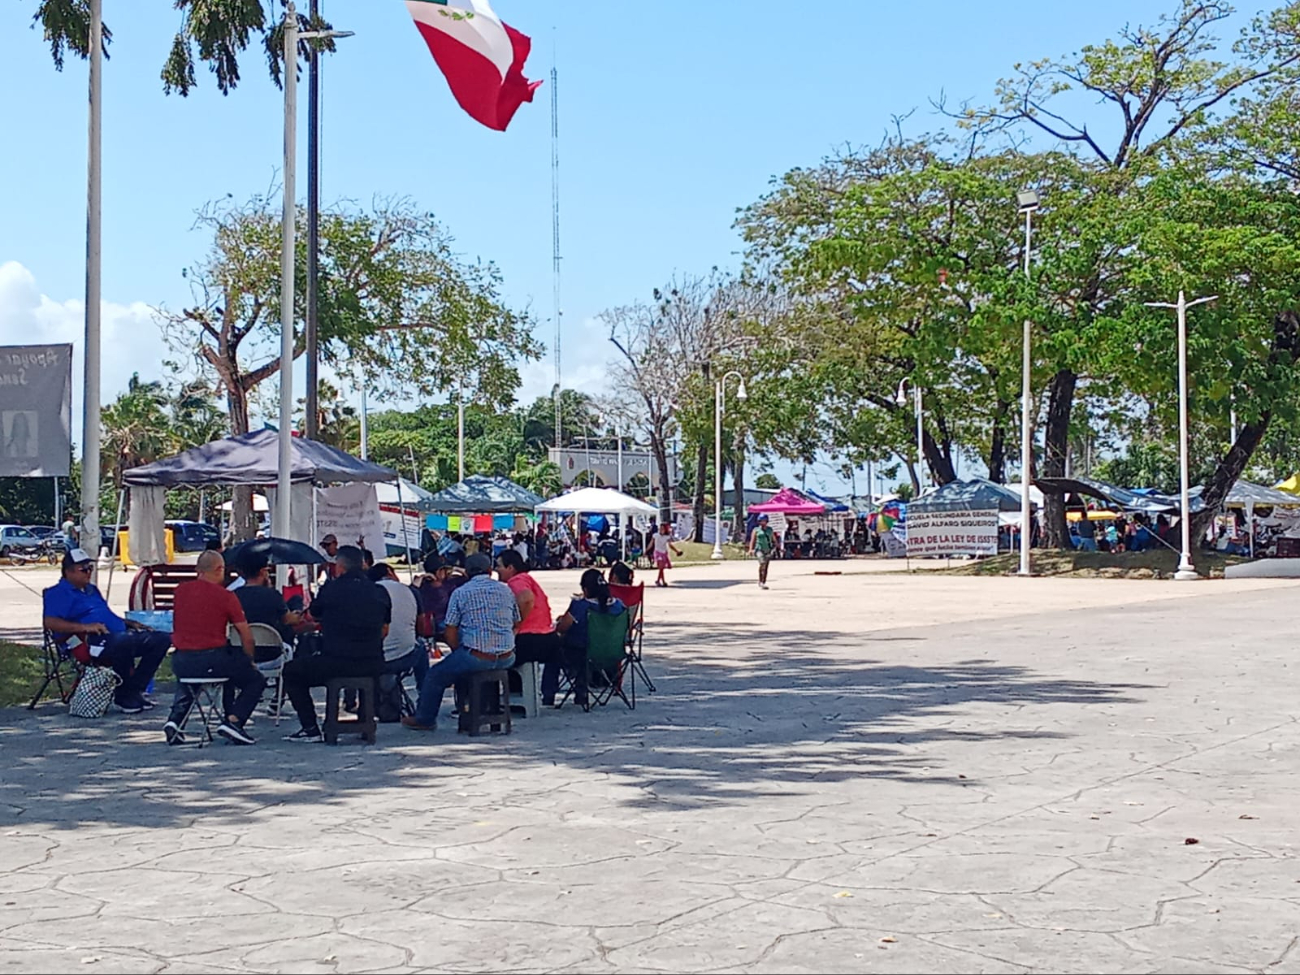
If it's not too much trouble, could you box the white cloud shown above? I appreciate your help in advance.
[0,261,174,444]
[515,315,620,406]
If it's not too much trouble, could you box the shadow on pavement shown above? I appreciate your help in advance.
[0,619,1153,830]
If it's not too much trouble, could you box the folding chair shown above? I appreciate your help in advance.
[583,610,632,711]
[610,583,654,696]
[229,623,293,725]
[27,628,84,709]
[177,677,229,746]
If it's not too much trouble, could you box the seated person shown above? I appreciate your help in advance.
[555,569,626,709]
[165,550,264,746]
[369,563,429,686]
[496,549,563,706]
[42,547,170,714]
[282,546,391,743]
[233,552,300,648]
[609,561,635,586]
[402,553,518,732]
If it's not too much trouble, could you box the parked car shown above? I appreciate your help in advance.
[28,525,57,539]
[0,525,50,561]
[166,520,221,553]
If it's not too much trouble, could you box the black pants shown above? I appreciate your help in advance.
[283,655,381,733]
[514,631,565,703]
[168,647,267,726]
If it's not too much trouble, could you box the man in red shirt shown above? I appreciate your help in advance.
[496,549,563,706]
[164,550,264,746]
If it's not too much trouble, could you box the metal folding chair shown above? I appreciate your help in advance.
[27,627,84,710]
[229,622,293,725]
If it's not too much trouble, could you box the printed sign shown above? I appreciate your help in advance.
[0,345,72,476]
[315,483,386,560]
[906,509,999,557]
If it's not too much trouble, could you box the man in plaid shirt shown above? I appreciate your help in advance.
[402,552,519,731]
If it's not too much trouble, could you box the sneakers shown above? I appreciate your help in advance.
[139,696,157,711]
[759,583,769,590]
[400,716,435,732]
[217,722,256,746]
[284,727,323,743]
[115,698,145,714]
[163,720,186,746]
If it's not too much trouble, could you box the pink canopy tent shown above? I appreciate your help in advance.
[748,487,826,516]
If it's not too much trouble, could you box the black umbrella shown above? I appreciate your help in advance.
[225,537,328,570]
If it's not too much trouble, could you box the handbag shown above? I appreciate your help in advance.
[68,666,122,718]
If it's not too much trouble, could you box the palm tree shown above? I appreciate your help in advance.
[101,374,175,488]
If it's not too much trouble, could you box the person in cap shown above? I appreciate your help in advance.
[282,545,391,742]
[402,552,518,732]
[748,515,778,590]
[317,533,341,583]
[42,548,170,713]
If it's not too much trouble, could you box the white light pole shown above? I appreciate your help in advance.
[712,371,747,560]
[274,4,299,550]
[896,379,924,492]
[1017,189,1040,577]
[1146,290,1217,581]
[82,0,103,559]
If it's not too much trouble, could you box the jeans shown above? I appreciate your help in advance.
[348,646,429,707]
[513,631,562,702]
[1075,537,1098,552]
[283,655,381,733]
[413,648,515,727]
[167,647,267,726]
[98,631,170,704]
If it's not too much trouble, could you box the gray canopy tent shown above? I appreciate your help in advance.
[910,478,1026,514]
[419,475,545,514]
[118,430,403,591]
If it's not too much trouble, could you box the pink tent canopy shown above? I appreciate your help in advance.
[748,487,826,516]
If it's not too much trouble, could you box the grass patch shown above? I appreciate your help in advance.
[939,549,1248,579]
[0,641,175,709]
[672,540,750,565]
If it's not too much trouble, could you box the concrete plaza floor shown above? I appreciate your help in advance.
[1,560,1299,973]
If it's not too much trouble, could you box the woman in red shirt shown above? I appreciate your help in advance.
[496,549,564,706]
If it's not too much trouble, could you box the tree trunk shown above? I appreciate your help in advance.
[1190,414,1272,546]
[922,428,957,486]
[1041,369,1077,549]
[986,400,1011,484]
[691,439,708,543]
[224,377,258,544]
[732,439,746,540]
[904,459,920,496]
[650,428,672,524]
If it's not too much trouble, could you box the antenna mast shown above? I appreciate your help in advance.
[551,57,563,451]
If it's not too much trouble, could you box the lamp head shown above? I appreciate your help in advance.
[737,380,748,401]
[1017,189,1040,213]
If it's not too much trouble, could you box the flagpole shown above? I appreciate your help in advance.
[276,5,299,556]
[305,0,321,439]
[550,48,562,452]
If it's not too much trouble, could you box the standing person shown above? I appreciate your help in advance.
[402,553,518,733]
[748,514,777,590]
[42,548,170,714]
[651,522,682,588]
[318,534,341,583]
[1077,513,1098,552]
[496,549,562,706]
[281,546,391,743]
[61,516,77,549]
[164,550,264,746]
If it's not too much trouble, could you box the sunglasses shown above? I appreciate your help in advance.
[70,563,93,573]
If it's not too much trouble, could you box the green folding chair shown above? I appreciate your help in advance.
[583,609,632,711]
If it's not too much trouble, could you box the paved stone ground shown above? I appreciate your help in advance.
[2,561,1300,973]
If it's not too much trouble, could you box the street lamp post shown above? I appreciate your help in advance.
[712,371,747,560]
[896,380,924,492]
[1145,290,1217,581]
[1017,189,1040,577]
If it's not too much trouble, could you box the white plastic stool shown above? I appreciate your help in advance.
[509,661,540,718]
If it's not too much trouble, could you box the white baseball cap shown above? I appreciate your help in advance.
[63,548,94,567]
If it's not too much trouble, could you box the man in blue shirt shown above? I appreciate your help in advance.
[402,552,518,732]
[42,548,170,713]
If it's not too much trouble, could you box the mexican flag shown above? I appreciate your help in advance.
[405,0,541,132]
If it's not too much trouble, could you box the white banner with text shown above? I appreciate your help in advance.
[906,509,999,557]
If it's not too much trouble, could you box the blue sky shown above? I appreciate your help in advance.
[0,0,1216,494]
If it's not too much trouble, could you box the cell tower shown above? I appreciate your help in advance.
[551,61,563,451]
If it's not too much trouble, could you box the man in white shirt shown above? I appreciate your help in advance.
[367,563,427,685]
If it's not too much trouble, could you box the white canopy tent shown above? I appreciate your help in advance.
[535,487,658,560]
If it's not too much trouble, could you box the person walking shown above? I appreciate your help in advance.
[748,514,777,590]
[651,522,682,588]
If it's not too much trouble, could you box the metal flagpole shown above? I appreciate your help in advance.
[457,382,465,482]
[305,0,321,439]
[275,5,299,564]
[359,384,369,459]
[82,0,104,565]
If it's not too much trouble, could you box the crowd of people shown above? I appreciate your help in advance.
[41,535,643,746]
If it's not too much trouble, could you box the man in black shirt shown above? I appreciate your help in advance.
[282,546,391,743]
[233,553,299,645]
